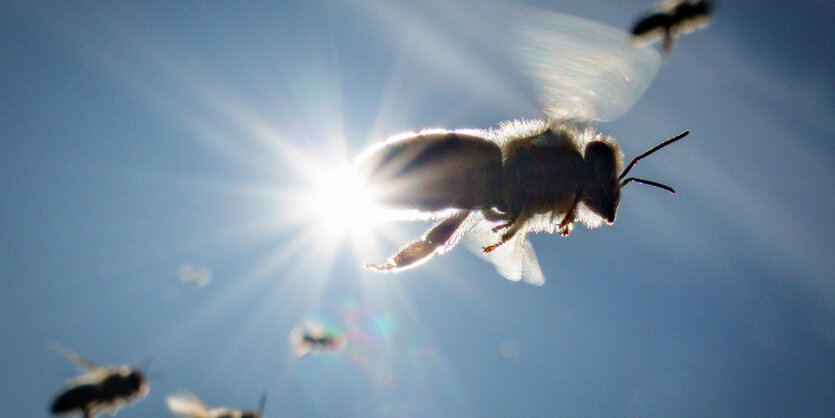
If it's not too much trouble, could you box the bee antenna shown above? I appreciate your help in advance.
[619,130,689,180]
[621,177,675,194]
[140,356,153,372]
[257,392,267,415]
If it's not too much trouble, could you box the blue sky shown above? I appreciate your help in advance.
[1,0,833,416]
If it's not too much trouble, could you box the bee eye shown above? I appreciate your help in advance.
[585,142,617,179]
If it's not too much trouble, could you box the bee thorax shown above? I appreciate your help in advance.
[501,128,586,216]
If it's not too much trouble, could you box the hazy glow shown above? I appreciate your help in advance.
[307,165,378,236]
[177,264,211,287]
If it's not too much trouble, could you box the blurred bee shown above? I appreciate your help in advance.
[289,321,345,356]
[356,9,694,285]
[631,0,712,55]
[166,392,266,418]
[49,344,149,418]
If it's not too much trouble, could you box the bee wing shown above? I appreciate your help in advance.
[466,229,545,287]
[513,8,662,122]
[289,327,312,356]
[166,393,211,417]
[257,392,267,416]
[51,343,109,378]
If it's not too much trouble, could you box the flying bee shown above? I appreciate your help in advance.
[631,0,712,55]
[49,344,149,418]
[289,321,345,356]
[355,8,695,285]
[166,392,266,418]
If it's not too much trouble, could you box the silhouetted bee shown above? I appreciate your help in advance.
[289,322,345,356]
[166,392,266,418]
[49,344,149,418]
[631,0,712,55]
[357,9,691,285]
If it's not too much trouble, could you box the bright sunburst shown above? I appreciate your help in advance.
[307,165,378,237]
[72,2,497,412]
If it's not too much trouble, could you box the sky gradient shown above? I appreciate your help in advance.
[1,0,833,416]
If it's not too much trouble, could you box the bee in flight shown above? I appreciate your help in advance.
[289,321,345,356]
[355,8,699,285]
[166,392,266,418]
[49,344,149,418]
[631,0,712,55]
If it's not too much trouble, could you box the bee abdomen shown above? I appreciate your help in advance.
[51,384,99,414]
[358,131,504,211]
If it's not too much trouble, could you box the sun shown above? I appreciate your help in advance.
[307,164,379,236]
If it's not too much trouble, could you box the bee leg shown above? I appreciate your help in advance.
[482,210,516,233]
[491,222,513,233]
[662,30,674,57]
[364,211,470,272]
[483,212,528,253]
[482,241,505,253]
[558,195,582,236]
[482,209,514,233]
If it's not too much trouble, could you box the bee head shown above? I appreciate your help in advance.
[583,141,620,223]
[125,369,148,395]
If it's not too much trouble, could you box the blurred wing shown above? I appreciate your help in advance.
[289,328,311,356]
[257,392,267,416]
[513,8,662,122]
[166,393,211,417]
[466,229,545,287]
[51,343,108,377]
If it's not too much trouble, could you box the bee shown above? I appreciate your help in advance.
[166,392,266,418]
[356,9,693,285]
[49,344,149,418]
[289,321,345,356]
[631,0,712,55]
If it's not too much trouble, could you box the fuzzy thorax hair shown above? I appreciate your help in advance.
[489,119,624,174]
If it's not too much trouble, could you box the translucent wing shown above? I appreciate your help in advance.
[466,228,545,287]
[51,343,109,378]
[513,8,662,122]
[166,393,211,417]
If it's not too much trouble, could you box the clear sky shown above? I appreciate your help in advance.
[1,0,833,416]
